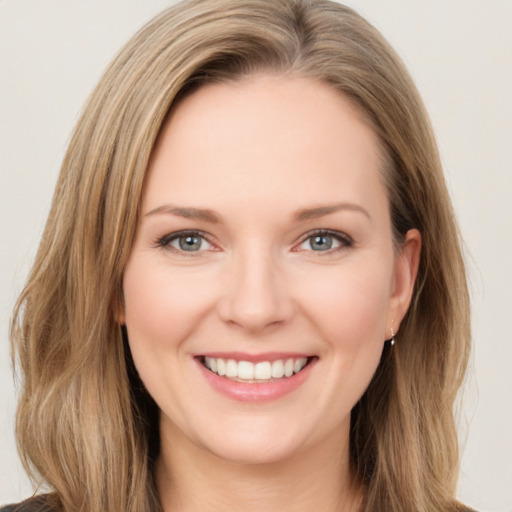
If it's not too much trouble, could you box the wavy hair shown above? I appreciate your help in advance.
[11,1,470,511]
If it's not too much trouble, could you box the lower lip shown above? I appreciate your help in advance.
[196,358,316,403]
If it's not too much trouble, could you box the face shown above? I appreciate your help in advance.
[121,75,420,465]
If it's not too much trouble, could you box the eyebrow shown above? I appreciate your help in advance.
[144,201,370,223]
[145,204,220,223]
[293,203,371,221]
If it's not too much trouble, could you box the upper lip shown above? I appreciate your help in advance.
[196,352,314,363]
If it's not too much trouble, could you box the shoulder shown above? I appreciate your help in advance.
[0,495,58,512]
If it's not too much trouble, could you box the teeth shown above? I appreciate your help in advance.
[238,361,254,380]
[293,358,305,373]
[226,359,237,377]
[271,359,284,378]
[217,358,226,376]
[203,356,308,381]
[284,358,294,377]
[254,361,272,380]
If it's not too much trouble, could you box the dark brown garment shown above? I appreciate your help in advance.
[1,494,479,512]
[0,495,58,512]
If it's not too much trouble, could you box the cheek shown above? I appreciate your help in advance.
[296,261,392,348]
[122,258,216,356]
[300,263,392,410]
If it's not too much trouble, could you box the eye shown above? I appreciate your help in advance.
[155,231,214,252]
[296,230,353,252]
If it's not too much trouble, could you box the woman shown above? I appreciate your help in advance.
[5,0,472,511]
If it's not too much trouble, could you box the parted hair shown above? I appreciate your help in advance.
[11,1,471,511]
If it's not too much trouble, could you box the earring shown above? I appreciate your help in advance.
[390,326,395,346]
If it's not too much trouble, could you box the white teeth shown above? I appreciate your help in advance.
[237,361,254,380]
[217,358,226,376]
[202,356,309,381]
[294,357,308,373]
[226,359,237,377]
[271,359,284,378]
[284,358,294,377]
[254,361,272,379]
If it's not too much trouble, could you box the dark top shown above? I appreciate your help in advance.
[0,495,56,512]
[0,494,478,512]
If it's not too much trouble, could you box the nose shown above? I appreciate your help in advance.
[217,250,295,333]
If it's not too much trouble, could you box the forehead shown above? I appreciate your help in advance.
[143,74,387,218]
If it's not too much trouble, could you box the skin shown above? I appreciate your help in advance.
[121,74,421,512]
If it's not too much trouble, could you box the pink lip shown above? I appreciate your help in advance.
[195,356,317,403]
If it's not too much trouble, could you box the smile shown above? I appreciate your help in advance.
[202,356,309,382]
[196,353,317,402]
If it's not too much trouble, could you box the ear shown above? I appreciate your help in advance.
[387,228,421,334]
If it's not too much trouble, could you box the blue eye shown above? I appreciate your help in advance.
[175,234,205,251]
[308,234,334,251]
[156,231,213,252]
[298,231,352,252]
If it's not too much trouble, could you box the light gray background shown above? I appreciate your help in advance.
[1,1,511,510]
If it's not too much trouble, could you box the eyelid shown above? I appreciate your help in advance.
[293,229,354,252]
[153,228,352,254]
[153,230,219,252]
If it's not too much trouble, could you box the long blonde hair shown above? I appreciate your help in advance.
[11,1,471,511]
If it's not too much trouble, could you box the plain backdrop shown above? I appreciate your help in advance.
[1,1,511,510]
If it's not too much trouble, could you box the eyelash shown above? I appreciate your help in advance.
[153,229,354,254]
[153,230,216,253]
[295,229,354,254]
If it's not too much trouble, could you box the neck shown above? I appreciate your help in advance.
[155,420,363,512]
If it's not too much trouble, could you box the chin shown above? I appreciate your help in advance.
[204,435,305,466]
